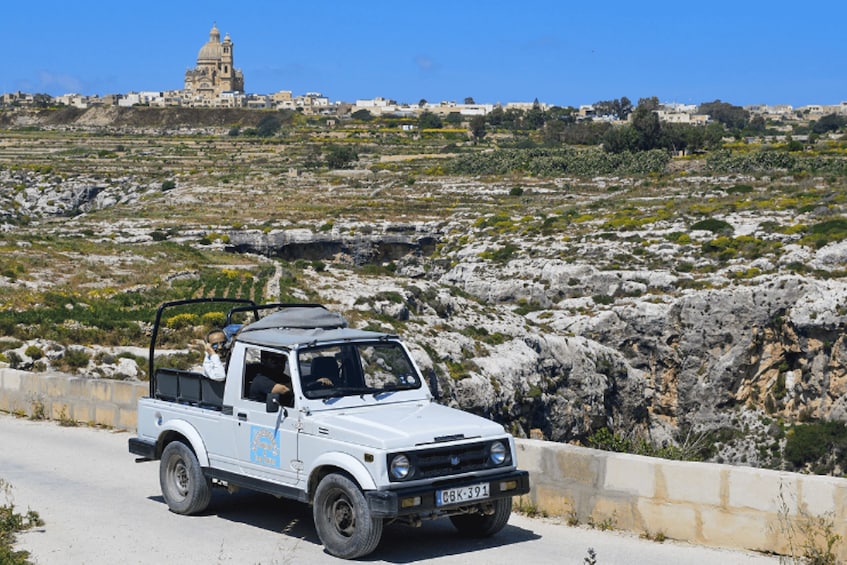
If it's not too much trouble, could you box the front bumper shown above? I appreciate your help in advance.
[366,469,530,518]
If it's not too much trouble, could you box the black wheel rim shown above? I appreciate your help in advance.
[328,489,355,537]
[173,458,189,498]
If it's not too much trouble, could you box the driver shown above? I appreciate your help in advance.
[249,351,293,403]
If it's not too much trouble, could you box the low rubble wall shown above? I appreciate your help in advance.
[2,368,845,560]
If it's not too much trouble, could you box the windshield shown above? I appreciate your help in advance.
[297,341,421,399]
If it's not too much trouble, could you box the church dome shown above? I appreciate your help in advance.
[198,41,222,61]
[197,24,222,62]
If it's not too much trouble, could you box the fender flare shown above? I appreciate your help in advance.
[157,419,210,467]
[309,451,377,491]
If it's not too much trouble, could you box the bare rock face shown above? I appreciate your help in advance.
[226,226,438,265]
[401,256,847,464]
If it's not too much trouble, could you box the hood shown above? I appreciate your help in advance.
[304,401,507,450]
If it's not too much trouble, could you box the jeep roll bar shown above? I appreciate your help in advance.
[147,298,256,396]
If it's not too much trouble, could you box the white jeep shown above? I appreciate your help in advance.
[129,299,530,559]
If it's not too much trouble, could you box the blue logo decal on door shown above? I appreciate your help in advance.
[250,426,280,467]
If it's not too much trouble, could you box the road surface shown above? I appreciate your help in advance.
[0,414,781,564]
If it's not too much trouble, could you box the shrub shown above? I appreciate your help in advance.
[62,348,91,371]
[801,218,847,248]
[691,218,733,234]
[24,345,43,360]
[201,312,226,328]
[727,184,754,194]
[166,313,199,329]
[5,351,22,369]
[479,244,518,263]
[784,420,847,473]
[1,479,44,565]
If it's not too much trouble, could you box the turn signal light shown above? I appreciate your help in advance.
[400,496,422,508]
[499,480,518,492]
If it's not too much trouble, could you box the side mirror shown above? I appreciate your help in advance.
[428,369,440,402]
[266,392,282,413]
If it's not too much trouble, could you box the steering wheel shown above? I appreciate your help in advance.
[305,377,334,391]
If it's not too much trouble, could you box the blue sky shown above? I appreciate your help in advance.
[4,1,846,108]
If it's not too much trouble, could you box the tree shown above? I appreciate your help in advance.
[698,100,749,130]
[469,115,486,142]
[464,97,476,105]
[418,111,442,129]
[351,109,372,121]
[703,122,726,149]
[418,99,427,107]
[811,113,847,134]
[545,106,576,124]
[445,112,463,126]
[747,115,766,134]
[631,97,661,150]
[613,97,633,121]
[324,144,358,169]
[486,106,504,127]
[661,123,705,154]
[524,99,545,130]
[602,125,639,153]
[543,119,566,145]
[593,99,616,118]
[593,98,632,120]
[501,108,525,131]
[255,114,281,137]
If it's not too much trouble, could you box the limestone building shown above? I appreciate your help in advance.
[184,24,244,100]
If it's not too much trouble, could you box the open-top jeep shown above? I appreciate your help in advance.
[129,298,530,559]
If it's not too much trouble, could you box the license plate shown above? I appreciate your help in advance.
[436,482,490,506]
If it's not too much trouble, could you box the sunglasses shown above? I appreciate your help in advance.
[211,341,225,350]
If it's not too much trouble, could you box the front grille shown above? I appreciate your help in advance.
[416,442,488,478]
[388,440,511,482]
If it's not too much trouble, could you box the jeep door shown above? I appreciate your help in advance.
[233,347,300,486]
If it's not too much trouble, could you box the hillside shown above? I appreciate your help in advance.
[0,106,280,131]
[2,116,847,475]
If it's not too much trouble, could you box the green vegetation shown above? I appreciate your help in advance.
[783,421,847,474]
[1,479,44,565]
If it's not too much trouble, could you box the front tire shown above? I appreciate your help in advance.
[449,497,512,537]
[159,441,211,515]
[313,473,383,559]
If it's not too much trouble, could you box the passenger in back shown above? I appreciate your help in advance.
[202,329,229,381]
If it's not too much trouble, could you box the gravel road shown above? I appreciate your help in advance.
[0,414,781,564]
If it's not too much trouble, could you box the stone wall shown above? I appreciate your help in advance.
[2,368,845,560]
[0,368,145,430]
[517,439,847,560]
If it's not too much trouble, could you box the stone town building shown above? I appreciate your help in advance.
[184,24,244,101]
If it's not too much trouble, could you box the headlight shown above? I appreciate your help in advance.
[489,441,507,465]
[390,454,412,479]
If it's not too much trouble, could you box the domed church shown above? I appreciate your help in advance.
[184,24,244,99]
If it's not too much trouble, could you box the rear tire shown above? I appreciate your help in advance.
[313,473,383,559]
[449,497,512,537]
[159,441,211,515]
